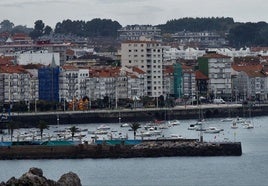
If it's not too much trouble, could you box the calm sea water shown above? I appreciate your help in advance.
[0,116,268,186]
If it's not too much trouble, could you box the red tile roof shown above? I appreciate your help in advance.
[0,65,28,74]
[62,65,79,71]
[163,65,174,74]
[132,66,145,74]
[242,69,266,78]
[202,52,230,59]
[232,64,263,72]
[195,70,208,80]
[0,56,14,65]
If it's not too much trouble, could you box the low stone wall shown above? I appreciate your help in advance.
[4,104,268,127]
[0,140,242,160]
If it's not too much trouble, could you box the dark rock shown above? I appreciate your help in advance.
[29,167,43,177]
[2,168,81,186]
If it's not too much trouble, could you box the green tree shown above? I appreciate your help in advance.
[0,20,14,32]
[130,122,140,140]
[29,20,47,39]
[44,25,52,35]
[69,126,79,141]
[11,25,32,34]
[54,18,122,38]
[37,120,49,141]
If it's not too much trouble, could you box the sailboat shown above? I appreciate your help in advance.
[243,105,254,129]
[231,120,238,129]
[221,102,233,122]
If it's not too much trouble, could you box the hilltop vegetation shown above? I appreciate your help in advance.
[157,17,235,34]
[54,18,122,38]
[1,17,268,47]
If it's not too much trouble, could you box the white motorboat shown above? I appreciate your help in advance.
[167,120,180,126]
[188,124,197,130]
[120,123,130,127]
[170,134,185,139]
[147,127,162,136]
[94,130,109,135]
[231,123,238,129]
[97,124,110,131]
[233,117,245,124]
[243,121,254,129]
[221,118,233,122]
[204,127,222,133]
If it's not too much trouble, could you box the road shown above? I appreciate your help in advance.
[9,103,244,117]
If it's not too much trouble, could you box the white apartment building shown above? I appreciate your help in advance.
[121,66,148,99]
[164,47,206,60]
[121,40,164,97]
[235,70,267,101]
[59,66,91,102]
[0,66,34,104]
[198,52,232,98]
[15,51,60,66]
[118,25,161,41]
[182,65,196,97]
[59,65,80,102]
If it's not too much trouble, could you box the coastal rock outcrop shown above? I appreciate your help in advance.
[0,167,81,186]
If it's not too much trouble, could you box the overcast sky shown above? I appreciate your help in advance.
[0,0,267,28]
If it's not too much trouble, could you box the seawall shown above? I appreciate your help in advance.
[0,140,242,160]
[5,104,268,127]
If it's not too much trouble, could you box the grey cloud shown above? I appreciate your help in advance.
[0,0,74,7]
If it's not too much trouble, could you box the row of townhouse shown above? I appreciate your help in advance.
[1,55,268,107]
[0,64,148,106]
[120,40,268,102]
[0,64,38,104]
[58,65,147,103]
[2,39,268,106]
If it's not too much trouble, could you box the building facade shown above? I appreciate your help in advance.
[121,40,164,98]
[118,25,161,41]
[198,52,232,100]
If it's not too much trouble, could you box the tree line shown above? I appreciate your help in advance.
[1,17,268,47]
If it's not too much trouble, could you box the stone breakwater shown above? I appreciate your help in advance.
[0,167,81,186]
[0,140,242,160]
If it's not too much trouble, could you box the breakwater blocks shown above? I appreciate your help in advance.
[0,140,242,159]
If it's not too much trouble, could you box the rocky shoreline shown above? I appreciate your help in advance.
[0,139,242,160]
[0,167,81,186]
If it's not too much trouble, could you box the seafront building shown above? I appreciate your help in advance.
[0,65,34,105]
[198,52,232,99]
[2,30,268,107]
[121,40,164,98]
[232,64,267,101]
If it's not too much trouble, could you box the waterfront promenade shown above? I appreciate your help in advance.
[4,103,268,127]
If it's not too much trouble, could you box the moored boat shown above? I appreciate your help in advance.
[204,127,222,133]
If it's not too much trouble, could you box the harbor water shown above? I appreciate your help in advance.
[0,116,268,186]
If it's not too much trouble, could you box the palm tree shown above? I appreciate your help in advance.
[130,122,140,140]
[69,126,79,141]
[38,120,49,141]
